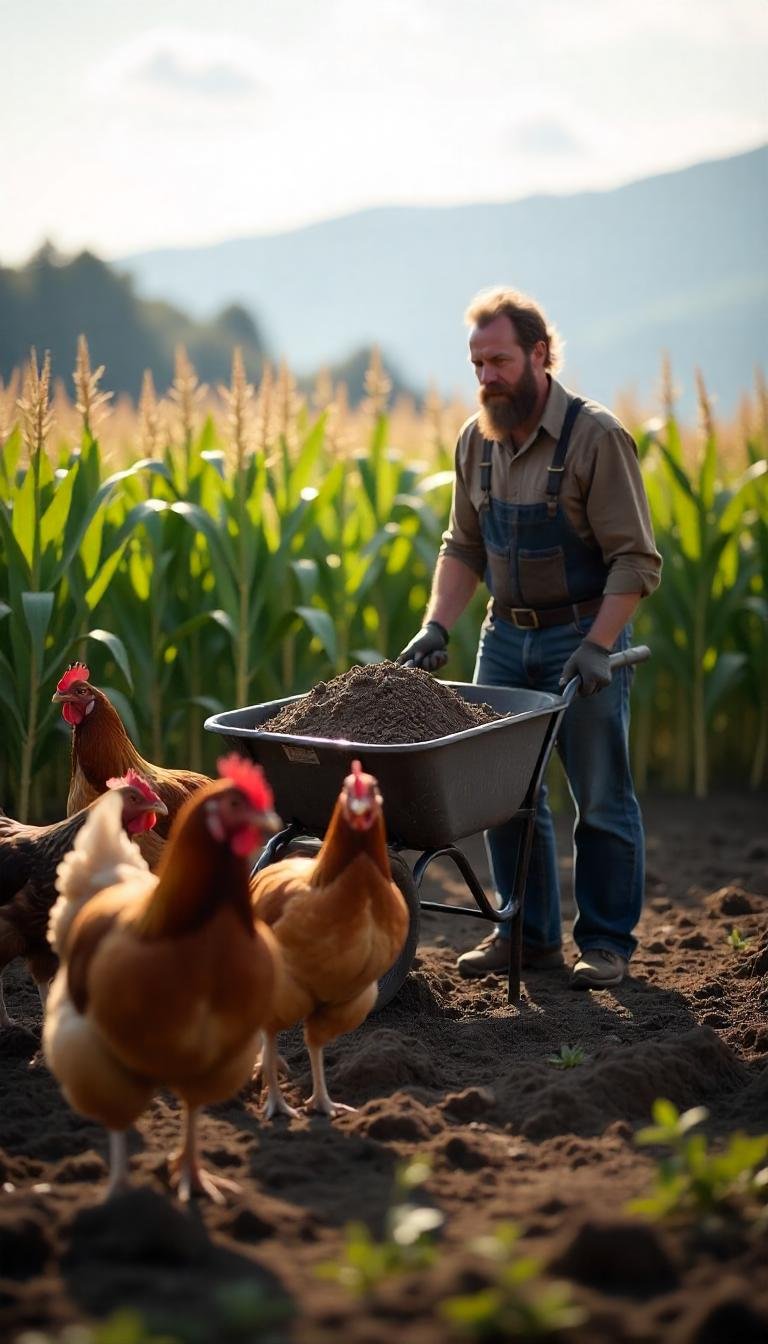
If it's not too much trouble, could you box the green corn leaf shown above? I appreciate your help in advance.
[162,609,226,647]
[51,458,171,587]
[0,425,22,490]
[84,539,129,610]
[0,499,23,586]
[169,501,232,566]
[704,651,747,720]
[209,608,238,640]
[285,413,327,505]
[418,469,456,494]
[0,648,25,733]
[39,461,77,554]
[719,459,767,532]
[700,430,718,512]
[290,558,320,603]
[20,590,54,668]
[184,694,226,715]
[294,605,338,663]
[79,506,108,580]
[9,463,39,569]
[86,629,134,690]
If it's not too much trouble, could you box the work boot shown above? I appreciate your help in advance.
[570,948,627,990]
[457,933,510,978]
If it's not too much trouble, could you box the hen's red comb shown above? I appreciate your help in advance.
[350,760,366,798]
[106,770,162,804]
[57,662,91,693]
[217,754,274,811]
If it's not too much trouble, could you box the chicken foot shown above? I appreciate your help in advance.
[169,1103,240,1204]
[262,1033,301,1120]
[305,1041,356,1118]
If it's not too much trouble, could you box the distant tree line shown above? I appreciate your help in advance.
[0,245,413,405]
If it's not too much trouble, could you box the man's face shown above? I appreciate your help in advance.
[469,314,546,440]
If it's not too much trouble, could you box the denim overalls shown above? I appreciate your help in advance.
[472,398,644,960]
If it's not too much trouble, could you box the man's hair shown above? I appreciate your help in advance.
[464,287,563,373]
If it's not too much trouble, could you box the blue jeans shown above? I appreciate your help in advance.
[473,614,644,961]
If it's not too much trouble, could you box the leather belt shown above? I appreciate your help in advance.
[491,595,603,630]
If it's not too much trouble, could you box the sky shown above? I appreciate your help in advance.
[2,0,766,264]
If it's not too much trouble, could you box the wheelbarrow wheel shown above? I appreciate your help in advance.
[374,850,421,1012]
[273,839,421,1012]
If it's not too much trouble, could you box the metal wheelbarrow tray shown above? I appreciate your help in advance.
[204,648,649,1007]
[204,683,559,850]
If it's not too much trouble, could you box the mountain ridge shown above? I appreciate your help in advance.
[110,142,768,414]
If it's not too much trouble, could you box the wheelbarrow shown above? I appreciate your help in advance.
[204,645,650,1007]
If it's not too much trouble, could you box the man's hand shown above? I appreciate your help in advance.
[559,639,612,697]
[396,621,449,671]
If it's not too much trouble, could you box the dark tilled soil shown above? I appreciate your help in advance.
[1,792,767,1344]
[261,661,501,742]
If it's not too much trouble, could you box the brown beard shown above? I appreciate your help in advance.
[477,356,539,440]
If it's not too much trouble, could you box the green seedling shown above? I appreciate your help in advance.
[628,1098,768,1222]
[442,1222,585,1339]
[315,1156,444,1296]
[214,1281,293,1338]
[726,927,751,951]
[546,1044,587,1069]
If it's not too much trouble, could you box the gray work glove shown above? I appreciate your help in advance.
[559,639,612,697]
[396,621,449,671]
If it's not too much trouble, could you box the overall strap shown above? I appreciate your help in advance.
[545,396,586,517]
[479,435,493,511]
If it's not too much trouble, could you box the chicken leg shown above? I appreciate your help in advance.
[303,985,378,1117]
[262,1033,301,1119]
[105,1131,130,1198]
[169,1102,241,1203]
[305,1041,356,1117]
[0,974,15,1028]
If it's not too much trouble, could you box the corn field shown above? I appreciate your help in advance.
[0,342,766,821]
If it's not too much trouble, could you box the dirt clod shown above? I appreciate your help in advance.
[549,1217,679,1291]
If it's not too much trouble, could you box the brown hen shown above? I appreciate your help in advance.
[44,755,282,1202]
[52,662,210,839]
[250,760,409,1118]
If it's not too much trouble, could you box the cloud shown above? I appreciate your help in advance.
[138,50,258,98]
[89,28,277,103]
[506,118,584,158]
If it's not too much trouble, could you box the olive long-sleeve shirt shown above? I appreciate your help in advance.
[439,377,661,607]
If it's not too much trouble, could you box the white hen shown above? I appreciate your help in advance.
[48,789,149,959]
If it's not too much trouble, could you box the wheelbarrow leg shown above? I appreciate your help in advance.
[501,806,537,1006]
[507,909,522,1005]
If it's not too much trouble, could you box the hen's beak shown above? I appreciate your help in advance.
[255,808,282,836]
[51,689,73,703]
[146,798,169,816]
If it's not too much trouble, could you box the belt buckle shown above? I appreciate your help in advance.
[511,607,539,629]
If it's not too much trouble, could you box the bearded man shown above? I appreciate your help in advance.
[396,288,661,990]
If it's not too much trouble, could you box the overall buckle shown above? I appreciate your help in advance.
[510,607,539,629]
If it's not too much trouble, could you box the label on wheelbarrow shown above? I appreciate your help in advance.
[282,744,321,764]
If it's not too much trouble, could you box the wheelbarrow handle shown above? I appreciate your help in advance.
[560,643,651,704]
[609,643,651,672]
